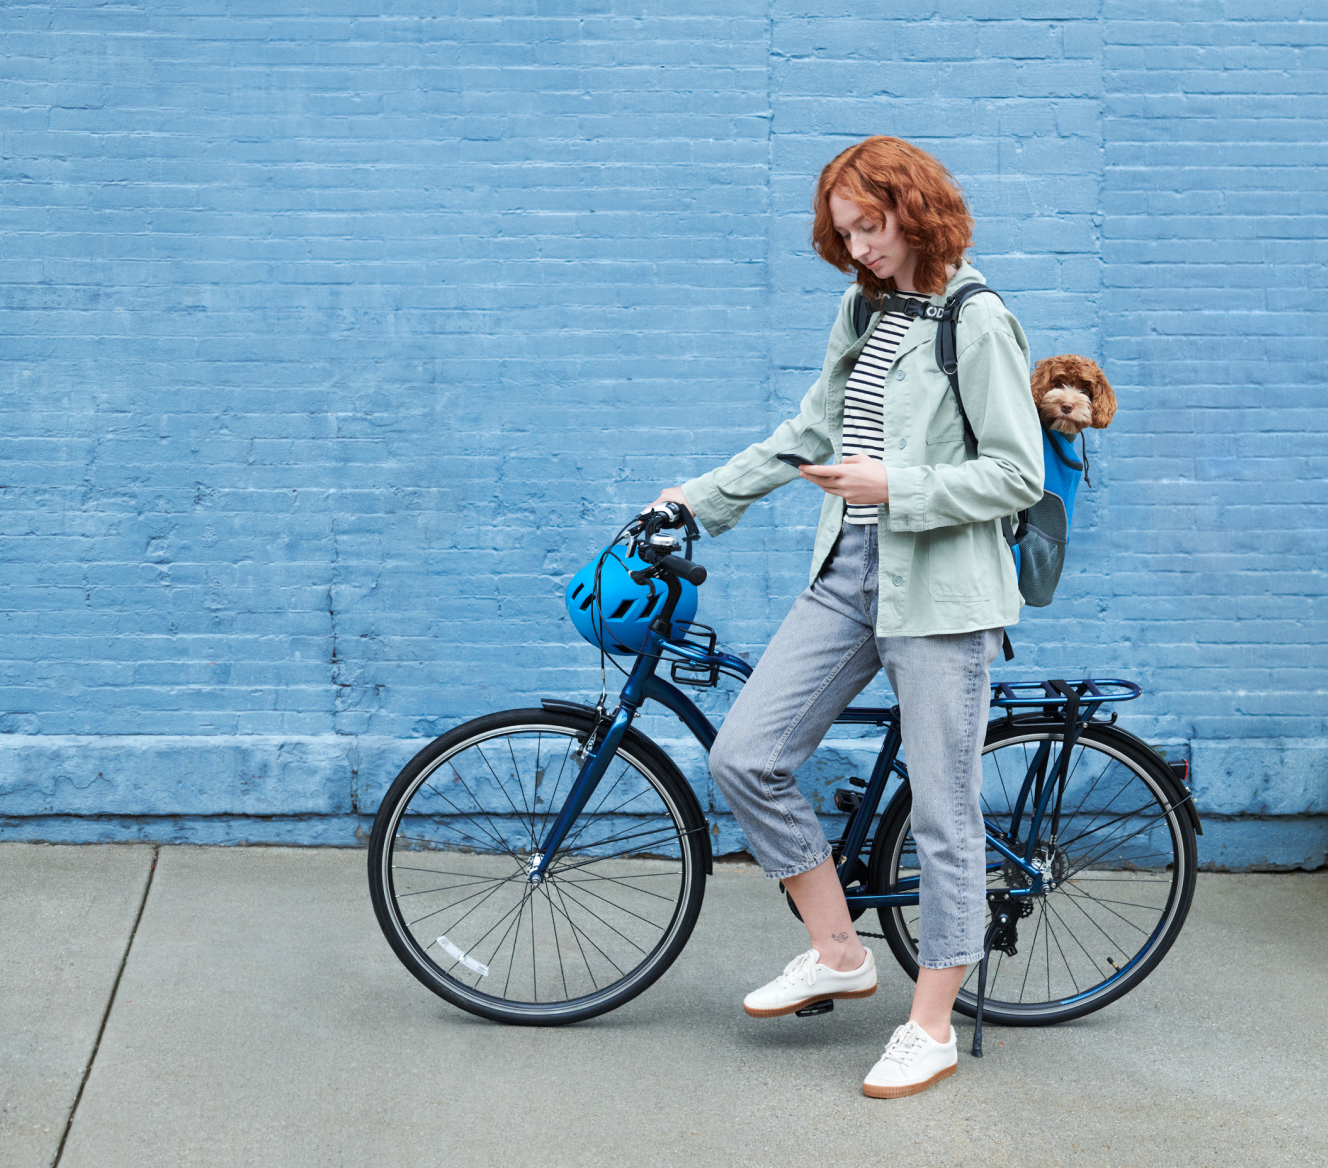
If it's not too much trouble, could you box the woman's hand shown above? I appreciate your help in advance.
[801,455,889,506]
[648,486,694,515]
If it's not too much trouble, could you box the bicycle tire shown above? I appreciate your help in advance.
[368,708,708,1025]
[868,721,1198,1026]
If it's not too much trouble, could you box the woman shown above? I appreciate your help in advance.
[651,137,1043,1098]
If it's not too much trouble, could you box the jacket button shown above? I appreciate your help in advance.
[892,575,904,587]
[898,438,907,449]
[895,370,906,381]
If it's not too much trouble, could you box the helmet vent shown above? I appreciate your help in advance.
[639,592,660,618]
[609,599,634,620]
[570,583,584,599]
[579,593,595,611]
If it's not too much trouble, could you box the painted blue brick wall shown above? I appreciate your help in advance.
[1,2,1324,869]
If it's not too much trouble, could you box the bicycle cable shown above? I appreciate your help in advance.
[590,516,644,707]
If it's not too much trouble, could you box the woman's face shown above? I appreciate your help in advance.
[828,191,919,291]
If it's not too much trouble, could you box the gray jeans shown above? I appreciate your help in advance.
[709,522,1002,968]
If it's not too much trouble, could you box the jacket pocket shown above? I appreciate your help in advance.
[920,368,966,450]
[920,525,993,601]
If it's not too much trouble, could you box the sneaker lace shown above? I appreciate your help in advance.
[878,1021,927,1067]
[776,949,819,990]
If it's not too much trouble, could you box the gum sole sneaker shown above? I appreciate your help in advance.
[742,947,876,1018]
[862,1020,959,1098]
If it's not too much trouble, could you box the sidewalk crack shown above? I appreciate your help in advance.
[51,843,160,1167]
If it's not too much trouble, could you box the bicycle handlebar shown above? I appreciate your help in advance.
[658,553,707,586]
[630,504,706,585]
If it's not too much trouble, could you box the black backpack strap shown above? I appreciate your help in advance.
[851,289,948,340]
[935,283,1003,451]
[1000,512,1029,548]
[852,289,874,339]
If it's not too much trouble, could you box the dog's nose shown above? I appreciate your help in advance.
[1061,404,1073,413]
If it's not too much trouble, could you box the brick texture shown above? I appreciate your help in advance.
[0,3,1324,867]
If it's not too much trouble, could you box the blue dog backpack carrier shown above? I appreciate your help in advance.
[1008,426,1084,608]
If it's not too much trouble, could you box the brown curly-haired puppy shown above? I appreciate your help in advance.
[1030,355,1117,436]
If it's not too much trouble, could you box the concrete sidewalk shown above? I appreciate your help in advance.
[1,844,1324,1168]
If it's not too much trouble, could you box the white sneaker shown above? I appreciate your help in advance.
[862,1020,958,1098]
[742,947,876,1018]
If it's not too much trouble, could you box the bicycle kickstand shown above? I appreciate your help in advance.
[971,915,1001,1058]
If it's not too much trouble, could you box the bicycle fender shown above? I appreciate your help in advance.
[540,698,714,872]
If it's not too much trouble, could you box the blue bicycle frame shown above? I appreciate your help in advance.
[529,619,1142,912]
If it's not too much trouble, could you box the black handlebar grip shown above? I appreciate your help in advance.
[660,554,707,586]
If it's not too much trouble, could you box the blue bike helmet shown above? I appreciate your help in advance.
[565,543,699,655]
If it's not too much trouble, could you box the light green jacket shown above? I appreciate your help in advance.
[681,262,1045,638]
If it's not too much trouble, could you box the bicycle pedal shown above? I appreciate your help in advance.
[795,999,835,1017]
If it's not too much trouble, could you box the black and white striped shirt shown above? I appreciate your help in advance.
[842,300,923,525]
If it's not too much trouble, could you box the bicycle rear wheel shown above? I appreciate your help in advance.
[368,708,708,1025]
[869,721,1197,1026]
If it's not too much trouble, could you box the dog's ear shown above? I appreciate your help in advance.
[1089,363,1117,428]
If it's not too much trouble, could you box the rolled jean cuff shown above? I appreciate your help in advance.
[917,950,984,970]
[759,843,833,883]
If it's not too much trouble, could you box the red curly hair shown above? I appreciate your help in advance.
[812,137,973,298]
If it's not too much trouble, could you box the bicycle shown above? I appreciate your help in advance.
[368,505,1200,1054]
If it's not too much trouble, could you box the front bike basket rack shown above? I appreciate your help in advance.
[668,621,720,688]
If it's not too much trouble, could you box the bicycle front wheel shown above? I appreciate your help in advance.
[869,721,1198,1026]
[367,708,708,1025]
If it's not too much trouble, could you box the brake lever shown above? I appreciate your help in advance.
[634,502,700,557]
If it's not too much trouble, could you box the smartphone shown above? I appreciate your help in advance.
[777,452,816,469]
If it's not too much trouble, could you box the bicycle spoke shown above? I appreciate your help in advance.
[410,869,518,934]
[392,862,522,880]
[1057,888,1171,913]
[433,885,530,981]
[547,880,626,980]
[502,882,527,999]
[1059,882,1157,937]
[1043,895,1108,984]
[555,820,683,859]
[393,874,517,899]
[551,880,651,957]
[540,882,569,1001]
[421,777,525,862]
[559,763,664,855]
[534,734,578,849]
[1012,898,1044,1003]
[474,744,540,852]
[506,735,540,853]
[1062,804,1179,880]
[556,870,680,903]
[553,873,674,933]
[1057,881,1146,953]
[549,877,603,990]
